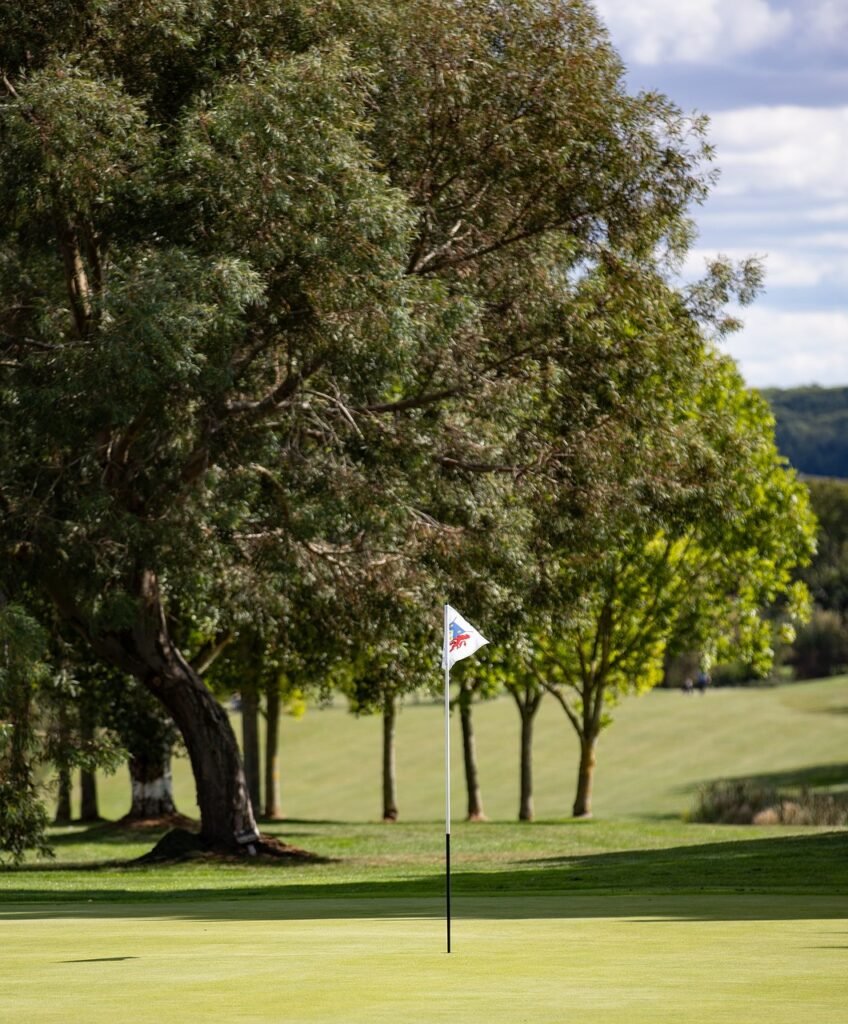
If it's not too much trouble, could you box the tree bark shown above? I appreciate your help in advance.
[241,685,261,817]
[49,569,258,850]
[382,694,398,821]
[54,707,73,824]
[458,679,485,821]
[518,701,541,822]
[263,681,283,820]
[79,767,99,822]
[126,741,177,819]
[572,734,597,818]
[79,709,100,822]
[54,766,72,824]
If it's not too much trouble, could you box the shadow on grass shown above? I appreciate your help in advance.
[2,831,847,922]
[676,762,848,797]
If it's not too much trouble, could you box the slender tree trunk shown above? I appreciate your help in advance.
[518,704,539,822]
[51,569,258,850]
[263,681,283,820]
[382,693,398,821]
[54,707,73,824]
[572,734,597,818]
[79,709,100,822]
[458,680,485,821]
[241,686,261,817]
[54,766,72,824]
[79,767,99,822]
[126,741,177,819]
[509,684,543,822]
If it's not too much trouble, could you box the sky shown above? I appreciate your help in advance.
[593,0,848,389]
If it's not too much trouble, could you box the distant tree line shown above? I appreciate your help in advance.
[765,386,848,479]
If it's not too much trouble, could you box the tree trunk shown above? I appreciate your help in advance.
[518,704,537,822]
[241,685,261,817]
[79,767,99,822]
[54,707,73,824]
[382,694,398,821]
[572,734,597,818]
[263,681,283,820]
[458,680,485,821]
[79,710,100,822]
[54,766,72,824]
[127,741,177,819]
[50,569,258,850]
[156,662,258,848]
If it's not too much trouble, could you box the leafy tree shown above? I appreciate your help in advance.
[0,0,718,849]
[0,602,52,862]
[526,358,815,817]
[800,478,848,616]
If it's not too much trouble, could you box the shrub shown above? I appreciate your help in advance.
[692,779,848,826]
[790,608,848,679]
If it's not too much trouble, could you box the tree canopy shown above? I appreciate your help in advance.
[0,0,805,844]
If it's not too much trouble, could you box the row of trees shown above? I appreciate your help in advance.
[1,0,814,857]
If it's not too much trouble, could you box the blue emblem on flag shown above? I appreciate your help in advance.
[449,620,471,653]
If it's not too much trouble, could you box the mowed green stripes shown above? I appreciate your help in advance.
[2,895,847,1024]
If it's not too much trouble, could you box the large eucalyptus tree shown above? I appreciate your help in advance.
[0,0,716,849]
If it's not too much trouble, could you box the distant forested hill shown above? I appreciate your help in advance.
[763,386,848,478]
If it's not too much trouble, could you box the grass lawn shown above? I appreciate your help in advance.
[59,674,848,823]
[2,677,847,1022]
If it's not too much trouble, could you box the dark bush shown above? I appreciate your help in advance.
[790,608,848,679]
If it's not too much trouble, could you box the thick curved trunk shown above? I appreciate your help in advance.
[458,681,485,821]
[50,569,258,850]
[382,694,398,821]
[152,659,257,848]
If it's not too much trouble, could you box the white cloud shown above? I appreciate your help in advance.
[805,0,848,48]
[724,307,848,386]
[594,0,792,65]
[708,106,848,201]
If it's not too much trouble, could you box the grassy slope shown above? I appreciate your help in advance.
[3,678,848,1024]
[81,675,848,823]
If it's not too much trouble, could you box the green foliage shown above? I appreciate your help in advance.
[799,477,848,616]
[0,0,801,836]
[791,609,848,680]
[0,602,52,863]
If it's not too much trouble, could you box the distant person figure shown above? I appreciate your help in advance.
[682,676,694,695]
[696,669,710,694]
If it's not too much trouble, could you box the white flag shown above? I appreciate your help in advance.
[442,605,489,670]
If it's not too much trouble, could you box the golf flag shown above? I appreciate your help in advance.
[442,603,489,954]
[442,605,489,670]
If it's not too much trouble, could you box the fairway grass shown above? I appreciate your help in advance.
[68,675,848,824]
[3,893,847,1024]
[4,677,848,1021]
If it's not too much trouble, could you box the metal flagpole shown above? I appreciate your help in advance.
[444,602,452,954]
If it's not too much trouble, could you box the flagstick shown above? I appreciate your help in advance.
[444,602,452,954]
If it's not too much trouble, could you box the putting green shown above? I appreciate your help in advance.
[2,894,846,1023]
